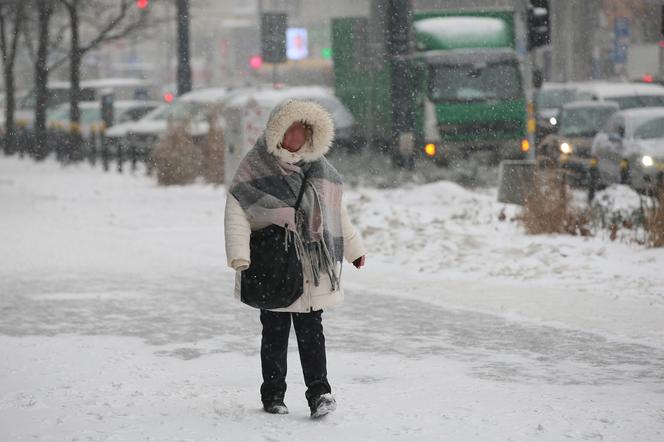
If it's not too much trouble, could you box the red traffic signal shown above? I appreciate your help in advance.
[136,0,148,9]
[249,55,263,70]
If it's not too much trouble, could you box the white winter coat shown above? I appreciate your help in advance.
[224,100,366,313]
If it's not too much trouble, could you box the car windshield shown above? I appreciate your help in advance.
[149,100,204,122]
[633,116,664,140]
[19,88,71,110]
[116,105,156,124]
[536,88,577,109]
[607,95,664,109]
[80,107,101,124]
[429,61,522,102]
[559,107,616,137]
[47,105,101,124]
[47,105,69,121]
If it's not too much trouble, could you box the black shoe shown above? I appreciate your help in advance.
[309,394,336,418]
[263,400,289,414]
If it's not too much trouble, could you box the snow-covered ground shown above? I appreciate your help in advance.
[1,156,663,441]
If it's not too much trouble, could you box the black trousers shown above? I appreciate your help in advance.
[260,309,331,405]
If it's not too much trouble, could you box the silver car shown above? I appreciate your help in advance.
[535,83,578,139]
[591,107,664,191]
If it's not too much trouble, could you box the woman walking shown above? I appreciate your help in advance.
[224,99,367,418]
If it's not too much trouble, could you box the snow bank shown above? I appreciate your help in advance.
[344,177,664,346]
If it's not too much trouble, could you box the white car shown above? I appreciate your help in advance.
[591,107,664,191]
[13,78,156,130]
[117,87,231,155]
[47,100,160,139]
[575,81,664,109]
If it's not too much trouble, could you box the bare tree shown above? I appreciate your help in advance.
[0,1,25,154]
[58,0,148,126]
[32,0,56,157]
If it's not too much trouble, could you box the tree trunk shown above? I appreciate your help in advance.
[68,2,81,126]
[176,0,191,96]
[34,0,53,157]
[0,5,23,154]
[3,61,16,153]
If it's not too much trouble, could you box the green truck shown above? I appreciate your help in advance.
[332,9,528,166]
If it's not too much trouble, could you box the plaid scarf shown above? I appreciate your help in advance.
[230,135,344,288]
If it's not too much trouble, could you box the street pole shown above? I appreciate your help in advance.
[660,5,664,80]
[523,1,536,161]
[386,0,415,168]
[176,0,192,96]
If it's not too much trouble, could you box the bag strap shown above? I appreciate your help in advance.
[294,172,309,210]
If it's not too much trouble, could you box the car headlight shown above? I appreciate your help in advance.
[559,142,572,154]
[641,155,654,167]
[549,117,557,126]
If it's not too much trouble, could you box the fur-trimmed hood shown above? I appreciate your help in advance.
[265,99,335,163]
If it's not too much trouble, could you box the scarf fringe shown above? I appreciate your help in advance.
[284,214,340,290]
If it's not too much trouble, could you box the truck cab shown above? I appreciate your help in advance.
[332,9,528,168]
[412,12,527,165]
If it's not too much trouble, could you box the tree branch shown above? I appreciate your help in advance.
[49,22,68,52]
[0,7,8,62]
[0,4,24,69]
[21,19,37,63]
[78,0,133,55]
[59,0,74,12]
[8,4,24,63]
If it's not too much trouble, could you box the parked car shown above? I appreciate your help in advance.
[574,81,664,109]
[79,78,156,101]
[13,81,71,129]
[538,101,618,184]
[118,87,231,155]
[12,78,157,130]
[591,107,664,191]
[535,83,579,139]
[48,100,160,139]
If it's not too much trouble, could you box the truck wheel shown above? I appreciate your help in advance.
[444,147,463,169]
[434,155,449,168]
[392,152,415,170]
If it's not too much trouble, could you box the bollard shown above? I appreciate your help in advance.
[89,125,98,165]
[130,144,138,171]
[588,156,599,202]
[619,158,630,185]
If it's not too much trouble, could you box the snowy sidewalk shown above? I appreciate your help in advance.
[1,157,663,441]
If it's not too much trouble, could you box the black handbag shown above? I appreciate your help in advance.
[240,173,309,309]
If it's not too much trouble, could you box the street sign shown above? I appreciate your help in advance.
[286,28,308,60]
[613,16,630,65]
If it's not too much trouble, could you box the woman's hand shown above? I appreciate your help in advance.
[353,256,366,269]
[231,258,250,271]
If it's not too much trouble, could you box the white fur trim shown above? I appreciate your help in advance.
[265,100,335,163]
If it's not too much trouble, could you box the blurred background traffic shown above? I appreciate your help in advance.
[1,0,664,197]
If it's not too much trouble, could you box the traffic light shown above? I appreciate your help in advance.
[136,0,148,9]
[261,13,287,64]
[527,0,550,50]
[249,55,263,70]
